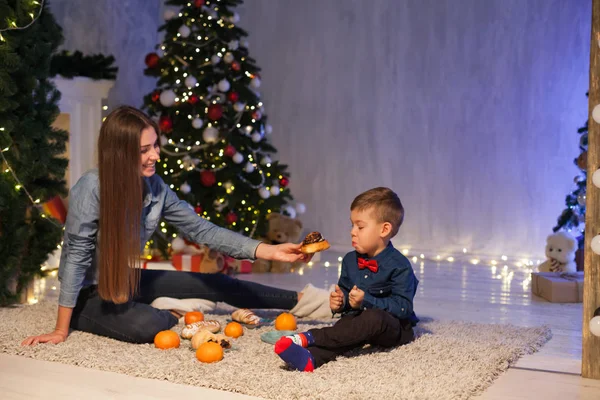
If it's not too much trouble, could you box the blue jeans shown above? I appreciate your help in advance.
[70,269,298,343]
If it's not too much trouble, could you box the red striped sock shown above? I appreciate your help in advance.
[274,337,315,372]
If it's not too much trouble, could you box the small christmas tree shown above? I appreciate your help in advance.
[142,0,304,256]
[553,95,588,250]
[0,0,69,304]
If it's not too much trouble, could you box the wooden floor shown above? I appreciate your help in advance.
[2,251,600,399]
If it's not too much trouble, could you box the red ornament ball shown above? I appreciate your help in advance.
[159,115,173,133]
[225,212,238,224]
[224,145,236,157]
[227,91,239,103]
[194,0,205,7]
[252,111,262,120]
[151,91,160,102]
[207,104,223,121]
[188,95,200,105]
[200,170,216,187]
[280,177,289,187]
[145,53,160,68]
[195,204,203,214]
[231,61,241,72]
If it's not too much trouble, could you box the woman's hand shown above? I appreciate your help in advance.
[21,329,68,346]
[255,242,314,263]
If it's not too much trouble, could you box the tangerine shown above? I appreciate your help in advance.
[184,311,205,325]
[154,330,180,349]
[224,321,244,338]
[196,341,224,363]
[274,312,297,331]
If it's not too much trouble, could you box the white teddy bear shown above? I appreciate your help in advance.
[538,231,578,273]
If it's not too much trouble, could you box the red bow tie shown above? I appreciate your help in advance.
[358,258,378,273]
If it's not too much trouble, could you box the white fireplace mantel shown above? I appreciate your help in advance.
[53,76,114,188]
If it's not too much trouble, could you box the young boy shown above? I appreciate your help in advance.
[274,187,419,372]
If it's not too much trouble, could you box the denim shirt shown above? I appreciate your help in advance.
[57,169,262,308]
[337,242,419,323]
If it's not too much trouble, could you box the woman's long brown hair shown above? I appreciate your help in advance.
[97,106,159,304]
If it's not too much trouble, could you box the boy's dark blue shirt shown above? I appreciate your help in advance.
[337,242,419,325]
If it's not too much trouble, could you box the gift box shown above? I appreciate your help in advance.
[225,257,253,274]
[171,254,204,272]
[531,272,584,303]
[142,260,175,271]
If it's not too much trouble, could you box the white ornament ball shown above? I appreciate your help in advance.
[258,187,271,199]
[178,25,191,38]
[164,9,176,20]
[591,314,600,337]
[229,12,240,23]
[224,52,234,64]
[295,203,306,214]
[592,235,600,255]
[594,105,600,124]
[159,90,176,107]
[182,155,194,169]
[251,132,262,143]
[211,55,221,65]
[283,205,296,219]
[244,162,255,173]
[224,181,233,190]
[180,182,191,194]
[185,76,197,88]
[171,237,186,253]
[218,79,230,92]
[234,102,245,112]
[260,155,272,165]
[270,185,280,196]
[228,40,239,50]
[202,126,219,143]
[250,77,261,89]
[160,135,168,146]
[244,125,253,134]
[192,118,203,129]
[593,169,600,189]
[243,40,249,48]
[265,124,273,135]
[232,152,244,164]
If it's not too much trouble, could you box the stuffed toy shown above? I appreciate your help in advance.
[252,212,304,273]
[171,237,230,274]
[538,231,577,273]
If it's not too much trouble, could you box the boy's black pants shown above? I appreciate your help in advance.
[307,308,414,368]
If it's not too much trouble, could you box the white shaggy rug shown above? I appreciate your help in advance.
[1,301,551,400]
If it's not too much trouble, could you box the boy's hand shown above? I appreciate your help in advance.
[330,285,344,312]
[349,285,365,309]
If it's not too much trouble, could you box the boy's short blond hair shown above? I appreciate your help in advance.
[350,187,404,237]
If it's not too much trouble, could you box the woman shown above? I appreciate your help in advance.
[22,106,330,345]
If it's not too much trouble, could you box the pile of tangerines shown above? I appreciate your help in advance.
[153,310,298,363]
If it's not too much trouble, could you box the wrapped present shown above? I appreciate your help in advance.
[41,196,67,224]
[142,260,176,271]
[531,272,583,303]
[172,254,204,272]
[225,257,253,274]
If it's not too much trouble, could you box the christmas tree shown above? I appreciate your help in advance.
[553,96,588,249]
[142,0,304,256]
[0,0,69,305]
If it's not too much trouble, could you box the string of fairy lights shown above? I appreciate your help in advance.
[0,0,44,41]
[0,0,63,227]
